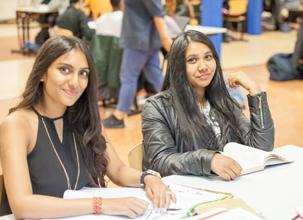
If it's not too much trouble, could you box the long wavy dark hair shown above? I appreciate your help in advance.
[10,36,107,187]
[163,30,244,150]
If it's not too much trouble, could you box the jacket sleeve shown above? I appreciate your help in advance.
[142,99,217,177]
[237,92,275,151]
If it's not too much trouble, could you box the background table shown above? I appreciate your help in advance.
[13,6,58,54]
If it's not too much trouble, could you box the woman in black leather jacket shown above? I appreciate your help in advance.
[142,30,274,180]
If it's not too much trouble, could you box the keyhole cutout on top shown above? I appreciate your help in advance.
[53,119,64,144]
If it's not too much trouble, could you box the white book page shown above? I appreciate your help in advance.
[263,154,291,166]
[49,184,226,220]
[223,143,292,174]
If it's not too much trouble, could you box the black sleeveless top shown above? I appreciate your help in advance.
[0,109,90,215]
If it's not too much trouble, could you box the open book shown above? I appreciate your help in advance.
[223,142,293,175]
[56,184,227,220]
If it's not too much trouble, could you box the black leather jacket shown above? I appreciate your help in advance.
[142,90,274,176]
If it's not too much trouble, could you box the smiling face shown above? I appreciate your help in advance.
[41,48,90,109]
[185,41,217,96]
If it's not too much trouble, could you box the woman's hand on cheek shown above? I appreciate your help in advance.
[228,71,261,95]
[144,175,176,209]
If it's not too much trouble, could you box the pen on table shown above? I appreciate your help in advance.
[167,208,182,211]
[148,207,182,213]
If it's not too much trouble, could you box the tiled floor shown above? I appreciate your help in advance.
[222,31,296,68]
[0,23,302,169]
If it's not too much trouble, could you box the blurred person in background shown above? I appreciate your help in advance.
[56,0,95,41]
[103,0,172,128]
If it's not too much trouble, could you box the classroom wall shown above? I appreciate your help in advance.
[0,0,19,21]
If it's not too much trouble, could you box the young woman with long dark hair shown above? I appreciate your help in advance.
[0,36,175,218]
[142,30,274,181]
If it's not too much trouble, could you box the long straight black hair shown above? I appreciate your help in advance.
[163,30,244,150]
[10,36,107,187]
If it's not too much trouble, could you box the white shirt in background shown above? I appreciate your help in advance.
[96,11,123,38]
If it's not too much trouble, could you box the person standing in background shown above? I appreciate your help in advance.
[103,0,172,128]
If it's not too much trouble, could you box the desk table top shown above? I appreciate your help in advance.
[164,145,303,220]
[185,25,227,35]
[16,5,57,14]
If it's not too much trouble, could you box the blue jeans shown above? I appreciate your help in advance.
[117,48,163,113]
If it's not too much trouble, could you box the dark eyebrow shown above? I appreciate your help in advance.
[205,51,213,55]
[57,63,73,68]
[80,67,90,71]
[186,54,198,59]
[186,50,213,59]
[57,62,89,70]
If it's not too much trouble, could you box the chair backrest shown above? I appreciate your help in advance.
[128,143,143,171]
[228,0,248,15]
[51,26,74,37]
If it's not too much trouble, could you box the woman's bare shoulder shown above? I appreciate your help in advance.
[0,108,38,142]
[1,109,35,127]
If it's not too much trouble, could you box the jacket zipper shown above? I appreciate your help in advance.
[258,95,264,129]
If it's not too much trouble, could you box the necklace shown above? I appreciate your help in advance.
[41,117,80,190]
